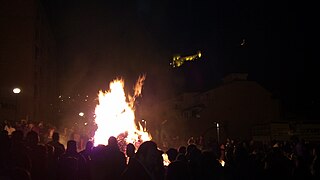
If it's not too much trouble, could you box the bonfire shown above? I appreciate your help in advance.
[93,75,151,150]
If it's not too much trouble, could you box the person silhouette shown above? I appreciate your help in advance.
[121,141,163,180]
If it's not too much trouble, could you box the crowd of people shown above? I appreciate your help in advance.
[1,120,320,180]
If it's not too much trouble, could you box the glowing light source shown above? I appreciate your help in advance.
[162,153,170,166]
[170,50,202,68]
[219,159,225,167]
[13,88,21,94]
[93,75,151,147]
[241,38,246,46]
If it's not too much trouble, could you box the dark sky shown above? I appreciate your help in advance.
[43,0,316,119]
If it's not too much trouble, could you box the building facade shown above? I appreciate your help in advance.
[0,0,58,124]
[150,73,281,147]
[252,122,320,143]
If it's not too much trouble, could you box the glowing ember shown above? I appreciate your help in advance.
[162,153,170,166]
[93,75,151,147]
[219,159,225,167]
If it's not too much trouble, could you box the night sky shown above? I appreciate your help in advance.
[43,0,316,119]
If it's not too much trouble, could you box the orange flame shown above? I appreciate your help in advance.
[93,75,151,147]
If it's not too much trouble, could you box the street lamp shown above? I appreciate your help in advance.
[79,112,84,117]
[216,122,220,144]
[13,88,21,122]
[13,88,21,94]
[202,121,221,144]
[142,119,147,131]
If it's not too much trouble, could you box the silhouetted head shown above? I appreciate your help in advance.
[85,141,94,151]
[186,144,197,154]
[26,130,39,146]
[108,136,118,148]
[166,148,178,162]
[126,143,135,158]
[178,146,187,155]
[66,140,77,154]
[186,144,201,161]
[136,141,160,169]
[52,132,60,141]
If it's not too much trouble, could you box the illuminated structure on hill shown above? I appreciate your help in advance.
[170,51,202,68]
